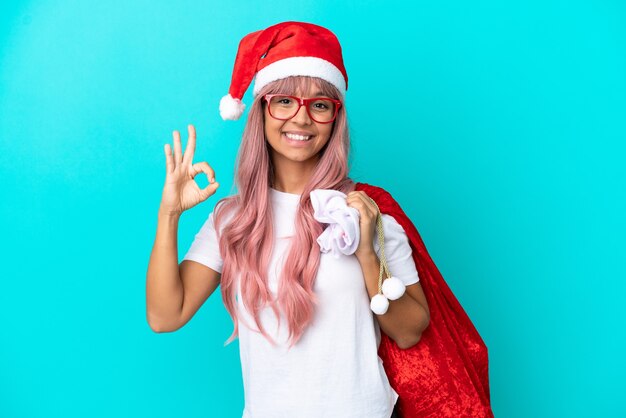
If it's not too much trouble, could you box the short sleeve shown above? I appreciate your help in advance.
[182,212,224,274]
[373,214,420,286]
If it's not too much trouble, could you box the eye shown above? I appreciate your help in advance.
[310,99,334,112]
[275,96,293,105]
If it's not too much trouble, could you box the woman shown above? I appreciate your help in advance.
[146,21,430,418]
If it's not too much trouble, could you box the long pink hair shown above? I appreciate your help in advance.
[213,76,355,348]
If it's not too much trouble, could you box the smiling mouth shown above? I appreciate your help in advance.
[283,132,313,141]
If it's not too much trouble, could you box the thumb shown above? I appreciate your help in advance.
[198,181,220,201]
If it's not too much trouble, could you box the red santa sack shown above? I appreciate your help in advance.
[356,182,494,418]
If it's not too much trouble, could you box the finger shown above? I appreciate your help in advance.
[346,192,370,207]
[190,162,216,182]
[190,161,216,183]
[345,196,367,214]
[172,130,183,165]
[347,193,377,218]
[183,124,196,165]
[164,144,174,174]
[198,180,220,201]
[364,196,379,214]
[350,191,378,214]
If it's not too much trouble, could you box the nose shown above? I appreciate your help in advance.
[291,101,313,125]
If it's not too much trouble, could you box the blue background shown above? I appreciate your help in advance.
[1,1,624,417]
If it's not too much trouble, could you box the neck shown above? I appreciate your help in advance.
[271,155,319,195]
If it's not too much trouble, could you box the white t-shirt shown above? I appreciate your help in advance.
[183,187,420,418]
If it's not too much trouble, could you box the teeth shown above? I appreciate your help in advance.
[285,133,311,141]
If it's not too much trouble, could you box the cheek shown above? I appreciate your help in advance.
[263,114,281,137]
[319,125,334,142]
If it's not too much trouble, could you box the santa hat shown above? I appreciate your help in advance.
[219,21,348,121]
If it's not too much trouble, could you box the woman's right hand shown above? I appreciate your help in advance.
[159,124,219,217]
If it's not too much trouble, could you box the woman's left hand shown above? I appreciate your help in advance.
[346,191,379,261]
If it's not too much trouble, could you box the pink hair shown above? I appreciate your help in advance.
[213,76,355,348]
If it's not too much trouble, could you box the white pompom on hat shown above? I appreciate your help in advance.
[219,94,246,121]
[219,21,349,121]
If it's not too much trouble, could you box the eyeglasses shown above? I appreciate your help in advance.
[263,94,342,124]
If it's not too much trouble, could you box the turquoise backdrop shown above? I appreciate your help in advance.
[1,0,624,417]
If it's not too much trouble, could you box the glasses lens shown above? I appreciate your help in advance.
[269,95,298,119]
[268,96,337,123]
[308,99,336,123]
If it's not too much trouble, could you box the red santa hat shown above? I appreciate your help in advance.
[219,21,348,121]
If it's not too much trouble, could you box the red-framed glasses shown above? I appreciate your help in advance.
[263,94,342,124]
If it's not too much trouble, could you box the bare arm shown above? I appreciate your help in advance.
[145,211,221,332]
[146,211,184,332]
[145,124,220,332]
[347,190,430,349]
[358,251,430,349]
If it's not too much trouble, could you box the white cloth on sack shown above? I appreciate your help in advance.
[310,189,361,258]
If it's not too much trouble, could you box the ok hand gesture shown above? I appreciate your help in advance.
[159,124,219,216]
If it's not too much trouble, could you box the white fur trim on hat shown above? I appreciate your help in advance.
[252,57,346,98]
[219,94,246,120]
